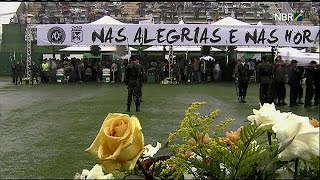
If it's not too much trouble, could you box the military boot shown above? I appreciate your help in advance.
[126,104,131,112]
[242,96,247,103]
[136,104,140,112]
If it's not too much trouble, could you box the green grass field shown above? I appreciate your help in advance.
[0,78,318,178]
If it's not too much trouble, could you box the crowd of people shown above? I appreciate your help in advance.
[145,57,224,84]
[9,2,319,26]
[10,56,224,85]
[10,54,319,109]
[11,58,122,85]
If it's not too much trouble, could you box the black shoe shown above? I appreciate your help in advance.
[136,105,140,112]
[289,103,298,107]
[242,97,246,103]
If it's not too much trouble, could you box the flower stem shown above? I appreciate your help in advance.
[267,131,272,145]
[137,160,154,180]
[294,158,299,179]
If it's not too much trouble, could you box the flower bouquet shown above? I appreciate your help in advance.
[74,103,319,179]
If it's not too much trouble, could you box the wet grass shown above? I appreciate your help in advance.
[0,80,319,178]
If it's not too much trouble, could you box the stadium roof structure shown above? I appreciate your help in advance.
[278,47,319,65]
[178,19,185,24]
[144,46,222,52]
[59,46,137,52]
[211,16,251,26]
[235,46,272,52]
[89,15,124,25]
[257,21,263,26]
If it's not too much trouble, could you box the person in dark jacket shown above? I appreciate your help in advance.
[297,66,304,104]
[234,57,249,103]
[256,56,274,105]
[11,61,16,84]
[304,61,317,107]
[15,62,23,85]
[124,56,142,112]
[288,60,300,107]
[273,56,287,106]
[31,61,39,85]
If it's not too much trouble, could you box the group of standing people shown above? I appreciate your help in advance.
[154,58,221,84]
[234,55,319,107]
[288,59,319,107]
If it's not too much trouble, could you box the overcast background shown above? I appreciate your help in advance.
[0,2,21,35]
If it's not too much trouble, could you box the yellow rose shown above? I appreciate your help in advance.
[85,113,144,172]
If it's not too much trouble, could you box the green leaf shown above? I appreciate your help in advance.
[230,123,266,179]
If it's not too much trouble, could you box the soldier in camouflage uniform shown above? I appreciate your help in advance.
[256,56,274,105]
[125,56,142,112]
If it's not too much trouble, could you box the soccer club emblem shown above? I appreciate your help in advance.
[71,26,83,44]
[47,26,66,44]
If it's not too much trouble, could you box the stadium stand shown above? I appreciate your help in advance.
[8,2,319,26]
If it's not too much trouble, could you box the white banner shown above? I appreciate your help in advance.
[37,24,319,47]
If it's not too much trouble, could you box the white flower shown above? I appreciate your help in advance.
[80,169,90,179]
[81,169,90,177]
[274,167,294,179]
[97,173,114,179]
[142,142,161,159]
[272,114,319,161]
[189,152,203,161]
[73,173,81,180]
[219,163,230,176]
[250,140,260,151]
[247,103,291,130]
[74,169,90,180]
[183,167,198,179]
[87,164,104,179]
[76,164,113,180]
